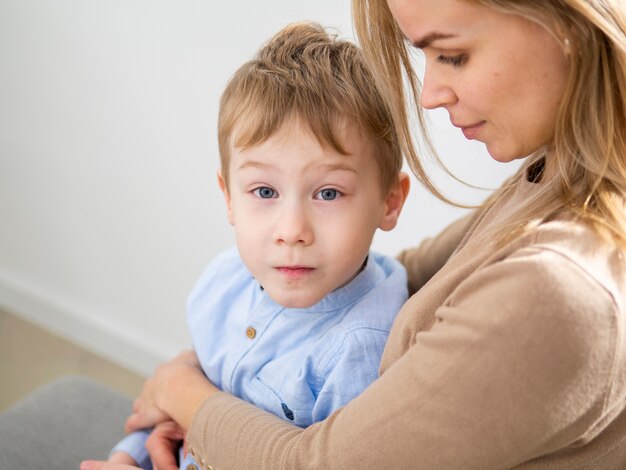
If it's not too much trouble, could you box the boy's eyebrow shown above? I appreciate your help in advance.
[315,162,359,174]
[407,32,457,49]
[237,160,274,171]
[238,160,359,174]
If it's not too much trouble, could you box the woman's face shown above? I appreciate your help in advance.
[387,0,569,162]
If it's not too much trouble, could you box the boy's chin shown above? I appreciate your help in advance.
[266,289,323,309]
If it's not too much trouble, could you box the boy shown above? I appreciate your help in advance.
[109,21,410,469]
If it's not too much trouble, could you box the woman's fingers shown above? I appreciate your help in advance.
[124,407,169,433]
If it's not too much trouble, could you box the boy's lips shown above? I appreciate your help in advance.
[275,266,315,278]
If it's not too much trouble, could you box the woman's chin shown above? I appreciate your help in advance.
[486,145,529,164]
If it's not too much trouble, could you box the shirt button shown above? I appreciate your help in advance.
[246,326,257,339]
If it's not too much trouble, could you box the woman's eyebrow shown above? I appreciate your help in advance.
[409,32,457,49]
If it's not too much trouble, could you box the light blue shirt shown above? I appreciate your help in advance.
[112,247,407,468]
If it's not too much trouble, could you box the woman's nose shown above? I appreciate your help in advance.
[420,66,457,110]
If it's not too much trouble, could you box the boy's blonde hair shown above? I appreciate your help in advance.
[353,0,626,247]
[218,22,402,193]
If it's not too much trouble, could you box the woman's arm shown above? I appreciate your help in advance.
[181,248,618,469]
[397,213,473,294]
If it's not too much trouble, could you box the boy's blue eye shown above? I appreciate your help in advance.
[316,188,340,200]
[253,186,277,199]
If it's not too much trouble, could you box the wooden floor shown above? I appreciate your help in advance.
[0,307,145,412]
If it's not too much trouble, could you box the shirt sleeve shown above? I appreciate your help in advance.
[110,429,153,469]
[311,327,389,423]
[186,247,618,469]
[397,214,473,294]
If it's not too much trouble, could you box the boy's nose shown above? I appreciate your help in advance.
[273,204,313,246]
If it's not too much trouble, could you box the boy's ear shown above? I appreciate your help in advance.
[217,171,234,226]
[378,172,410,231]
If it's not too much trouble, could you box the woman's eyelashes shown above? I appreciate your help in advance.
[436,53,468,67]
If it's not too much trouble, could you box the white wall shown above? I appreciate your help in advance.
[0,0,519,376]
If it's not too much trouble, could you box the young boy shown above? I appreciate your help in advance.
[109,21,410,469]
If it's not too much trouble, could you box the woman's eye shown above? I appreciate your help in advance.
[315,188,341,201]
[252,186,277,199]
[436,53,467,67]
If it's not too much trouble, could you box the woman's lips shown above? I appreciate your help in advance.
[459,121,485,140]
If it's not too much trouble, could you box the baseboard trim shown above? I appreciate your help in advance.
[0,270,168,377]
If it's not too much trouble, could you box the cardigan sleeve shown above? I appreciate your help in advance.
[186,246,619,470]
[397,214,473,295]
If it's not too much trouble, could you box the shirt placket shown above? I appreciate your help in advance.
[225,291,284,394]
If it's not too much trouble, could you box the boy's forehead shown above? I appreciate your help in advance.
[233,117,375,155]
[228,143,381,182]
[232,139,354,165]
[231,113,373,150]
[225,116,384,184]
[234,153,360,174]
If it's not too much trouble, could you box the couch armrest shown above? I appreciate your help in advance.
[0,375,132,469]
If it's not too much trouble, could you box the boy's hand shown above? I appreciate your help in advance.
[80,461,139,470]
[146,420,185,470]
[107,452,138,466]
[80,451,138,470]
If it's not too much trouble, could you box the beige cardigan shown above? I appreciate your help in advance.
[187,169,626,469]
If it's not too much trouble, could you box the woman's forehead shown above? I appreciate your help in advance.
[387,0,485,44]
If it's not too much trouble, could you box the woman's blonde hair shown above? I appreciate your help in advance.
[218,21,402,194]
[353,0,626,247]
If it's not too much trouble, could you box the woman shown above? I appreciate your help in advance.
[84,0,626,468]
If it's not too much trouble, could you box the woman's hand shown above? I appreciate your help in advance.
[124,374,171,432]
[126,350,219,432]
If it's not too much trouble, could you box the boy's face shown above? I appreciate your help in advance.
[219,119,406,309]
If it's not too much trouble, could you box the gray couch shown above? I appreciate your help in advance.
[0,376,131,469]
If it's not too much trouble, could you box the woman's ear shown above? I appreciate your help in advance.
[217,172,235,225]
[378,172,410,231]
